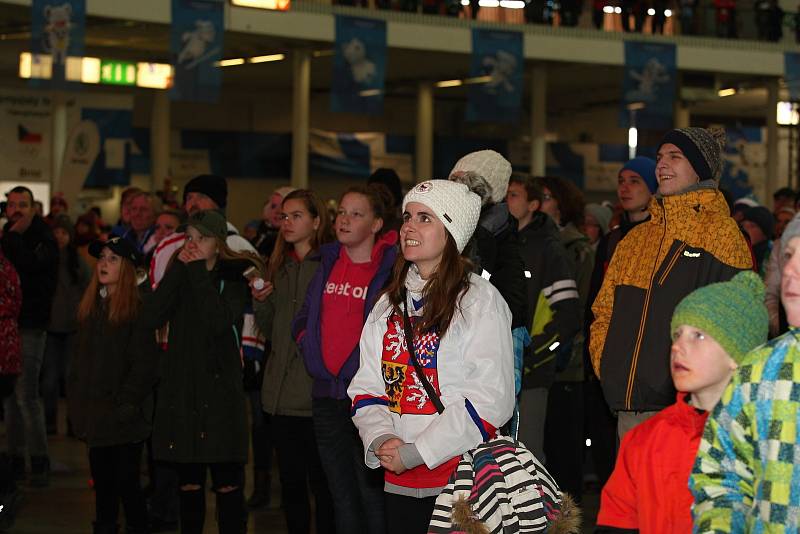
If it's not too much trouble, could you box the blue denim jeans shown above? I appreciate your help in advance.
[4,329,48,459]
[312,397,385,534]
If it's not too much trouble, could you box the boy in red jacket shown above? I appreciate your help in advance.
[595,271,767,533]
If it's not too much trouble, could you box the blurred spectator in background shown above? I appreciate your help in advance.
[622,0,646,32]
[253,186,296,258]
[775,207,795,239]
[773,187,795,212]
[584,203,613,250]
[111,187,142,238]
[714,0,737,38]
[741,206,775,277]
[43,215,90,436]
[732,197,758,223]
[679,0,697,34]
[45,194,69,227]
[123,192,159,255]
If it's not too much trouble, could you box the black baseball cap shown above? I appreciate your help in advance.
[88,236,142,265]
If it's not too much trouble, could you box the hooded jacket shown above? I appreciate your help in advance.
[590,184,752,412]
[349,268,515,494]
[597,393,707,533]
[1,216,59,329]
[141,259,250,463]
[517,211,581,390]
[292,232,398,400]
[254,250,321,417]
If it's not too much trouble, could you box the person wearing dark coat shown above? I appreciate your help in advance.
[141,210,263,534]
[68,236,159,534]
[1,186,59,486]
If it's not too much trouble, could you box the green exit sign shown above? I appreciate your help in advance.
[100,60,136,86]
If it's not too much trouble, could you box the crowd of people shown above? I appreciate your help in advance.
[2,126,800,533]
[335,0,799,41]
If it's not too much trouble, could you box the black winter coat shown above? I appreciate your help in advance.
[1,216,58,329]
[67,290,159,448]
[467,203,527,329]
[141,259,249,464]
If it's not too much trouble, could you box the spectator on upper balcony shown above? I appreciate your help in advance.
[679,0,697,34]
[652,0,668,33]
[714,0,737,38]
[622,0,646,32]
[560,0,581,26]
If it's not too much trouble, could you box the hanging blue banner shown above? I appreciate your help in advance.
[466,29,523,123]
[331,16,387,115]
[620,41,676,130]
[30,0,86,86]
[170,0,224,102]
[786,53,800,101]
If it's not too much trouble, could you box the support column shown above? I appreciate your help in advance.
[767,78,779,203]
[51,92,68,193]
[416,81,434,182]
[151,90,171,192]
[530,63,547,177]
[291,49,311,189]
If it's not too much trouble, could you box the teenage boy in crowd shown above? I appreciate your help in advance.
[691,217,800,531]
[506,174,580,460]
[590,127,753,440]
[596,271,768,533]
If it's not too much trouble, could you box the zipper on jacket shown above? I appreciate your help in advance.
[657,243,687,286]
[624,200,667,410]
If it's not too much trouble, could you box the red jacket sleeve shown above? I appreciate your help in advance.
[596,430,640,529]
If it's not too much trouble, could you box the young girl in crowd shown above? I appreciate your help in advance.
[349,180,515,533]
[142,210,262,534]
[44,215,91,435]
[67,237,159,534]
[251,189,335,534]
[292,185,398,534]
[596,271,767,533]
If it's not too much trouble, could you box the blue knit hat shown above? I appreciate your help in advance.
[621,157,658,194]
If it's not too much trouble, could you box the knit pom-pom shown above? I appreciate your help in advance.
[730,270,765,301]
[452,497,489,534]
[708,127,727,152]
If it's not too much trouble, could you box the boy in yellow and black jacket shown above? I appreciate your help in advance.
[589,127,753,440]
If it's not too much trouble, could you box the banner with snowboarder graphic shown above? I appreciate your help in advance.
[170,0,224,102]
[466,29,523,123]
[331,15,387,115]
[621,41,676,130]
[30,0,85,87]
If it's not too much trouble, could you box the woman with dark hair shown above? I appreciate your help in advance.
[292,184,397,533]
[250,189,335,534]
[536,175,595,504]
[68,236,158,534]
[142,209,265,534]
[44,215,91,435]
[349,180,514,533]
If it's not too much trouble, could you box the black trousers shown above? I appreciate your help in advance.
[271,414,335,534]
[544,381,585,503]
[176,462,245,534]
[385,493,437,534]
[88,441,148,530]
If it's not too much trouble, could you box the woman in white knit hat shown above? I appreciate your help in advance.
[348,179,515,533]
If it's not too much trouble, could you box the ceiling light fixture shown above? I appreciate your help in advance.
[250,53,285,63]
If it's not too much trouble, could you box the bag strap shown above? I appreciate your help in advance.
[401,290,445,415]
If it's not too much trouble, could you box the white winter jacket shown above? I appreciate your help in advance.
[349,267,515,490]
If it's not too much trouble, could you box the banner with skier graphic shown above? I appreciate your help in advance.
[170,0,224,102]
[30,0,86,87]
[331,15,387,115]
[620,41,676,130]
[466,29,523,123]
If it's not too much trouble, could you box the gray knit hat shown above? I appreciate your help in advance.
[658,127,727,182]
[782,214,800,253]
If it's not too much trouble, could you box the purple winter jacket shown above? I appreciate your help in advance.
[292,234,398,400]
